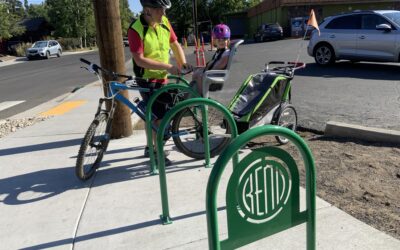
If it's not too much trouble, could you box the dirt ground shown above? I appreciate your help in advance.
[249,131,400,240]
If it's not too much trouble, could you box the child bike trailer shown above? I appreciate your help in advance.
[227,64,299,144]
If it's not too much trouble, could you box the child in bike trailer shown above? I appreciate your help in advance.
[190,24,231,96]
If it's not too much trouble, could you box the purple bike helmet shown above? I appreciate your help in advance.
[212,24,231,39]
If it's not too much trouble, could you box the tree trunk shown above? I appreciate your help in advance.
[92,0,132,138]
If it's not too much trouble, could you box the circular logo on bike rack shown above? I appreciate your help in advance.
[237,157,291,224]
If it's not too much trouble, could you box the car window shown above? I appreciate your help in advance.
[382,12,400,27]
[325,15,361,29]
[33,41,47,48]
[361,14,392,29]
[269,24,281,29]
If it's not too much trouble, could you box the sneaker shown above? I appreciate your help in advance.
[144,146,150,157]
[145,146,170,157]
[155,156,173,166]
[164,156,172,166]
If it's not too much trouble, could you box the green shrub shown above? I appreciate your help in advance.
[14,43,32,57]
[58,38,82,51]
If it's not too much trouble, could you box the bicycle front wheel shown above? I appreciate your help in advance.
[171,106,232,159]
[76,113,111,180]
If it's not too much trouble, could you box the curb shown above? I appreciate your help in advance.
[325,121,400,144]
[8,81,100,120]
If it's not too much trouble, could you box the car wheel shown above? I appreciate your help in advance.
[314,44,335,66]
[46,51,50,59]
[57,49,62,57]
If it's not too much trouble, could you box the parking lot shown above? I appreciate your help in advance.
[209,38,400,132]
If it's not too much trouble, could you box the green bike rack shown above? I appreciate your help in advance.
[145,84,200,175]
[206,125,316,250]
[156,98,239,224]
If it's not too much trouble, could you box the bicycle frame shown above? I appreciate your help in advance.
[107,81,150,121]
[102,78,201,137]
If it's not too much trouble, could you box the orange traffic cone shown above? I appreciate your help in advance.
[198,47,206,67]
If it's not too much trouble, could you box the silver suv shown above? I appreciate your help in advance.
[26,40,62,60]
[307,10,400,65]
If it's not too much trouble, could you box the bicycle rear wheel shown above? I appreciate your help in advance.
[171,106,232,159]
[76,113,111,180]
[275,104,297,144]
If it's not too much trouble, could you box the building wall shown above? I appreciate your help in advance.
[247,0,399,37]
[225,12,249,39]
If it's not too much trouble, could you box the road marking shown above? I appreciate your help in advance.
[40,100,87,116]
[0,101,25,112]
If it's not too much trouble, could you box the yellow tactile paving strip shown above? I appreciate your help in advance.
[40,100,87,116]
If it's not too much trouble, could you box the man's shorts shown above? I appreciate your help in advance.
[138,81,175,120]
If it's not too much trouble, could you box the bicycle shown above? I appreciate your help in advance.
[75,58,233,180]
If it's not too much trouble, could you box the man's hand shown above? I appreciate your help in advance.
[167,65,180,75]
[182,63,193,73]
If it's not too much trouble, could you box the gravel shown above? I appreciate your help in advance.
[0,117,50,138]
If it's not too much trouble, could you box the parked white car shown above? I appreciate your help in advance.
[307,10,400,65]
[26,40,62,60]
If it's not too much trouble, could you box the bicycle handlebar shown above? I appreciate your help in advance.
[179,66,193,75]
[265,61,306,77]
[80,58,191,88]
[79,58,91,66]
[267,61,306,70]
[286,61,306,70]
[80,58,133,81]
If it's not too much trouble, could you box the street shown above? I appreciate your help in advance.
[208,39,400,131]
[0,48,132,119]
[1,40,400,132]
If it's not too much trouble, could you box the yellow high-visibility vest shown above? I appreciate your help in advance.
[130,15,171,80]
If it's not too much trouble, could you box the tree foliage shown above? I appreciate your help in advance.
[168,0,253,39]
[27,3,48,19]
[120,0,134,36]
[45,0,132,45]
[0,1,25,40]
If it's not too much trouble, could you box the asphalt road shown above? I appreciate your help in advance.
[1,40,400,132]
[0,48,131,119]
[206,39,400,132]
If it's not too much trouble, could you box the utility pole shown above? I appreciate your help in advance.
[92,0,132,138]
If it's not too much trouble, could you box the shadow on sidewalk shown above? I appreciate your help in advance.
[69,145,147,159]
[20,206,226,250]
[0,155,205,205]
[0,138,82,156]
[93,158,205,186]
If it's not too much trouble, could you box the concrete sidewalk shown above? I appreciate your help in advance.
[0,83,399,249]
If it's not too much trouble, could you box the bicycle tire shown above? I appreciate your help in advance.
[274,104,297,144]
[171,106,232,159]
[75,113,112,180]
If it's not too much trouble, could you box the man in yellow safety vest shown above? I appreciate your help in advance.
[128,0,190,164]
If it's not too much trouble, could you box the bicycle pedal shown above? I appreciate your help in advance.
[133,97,140,103]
